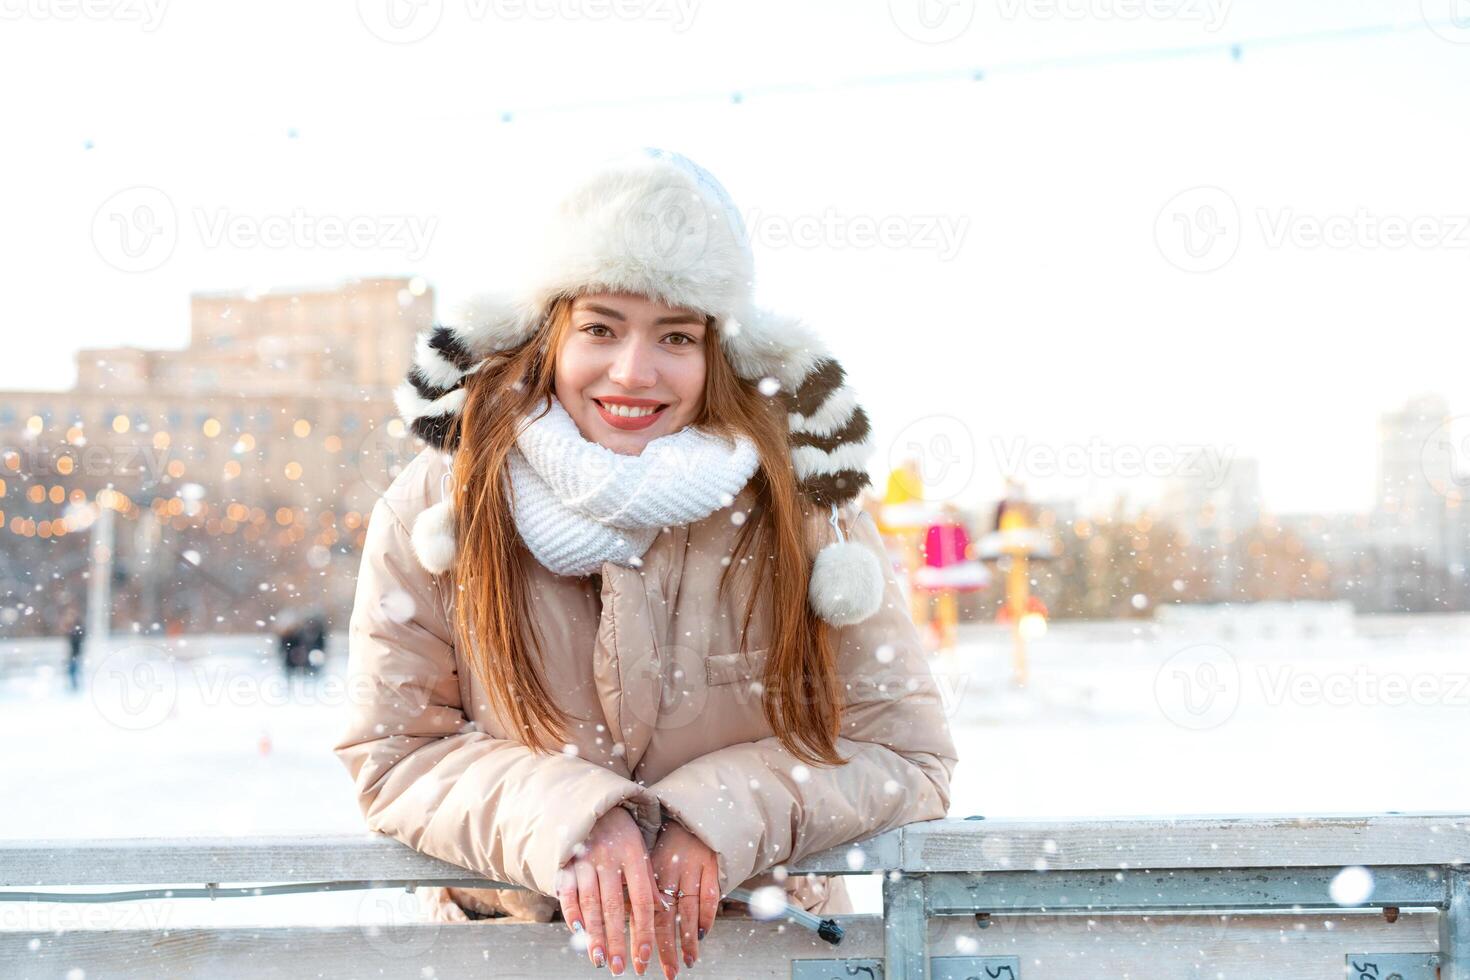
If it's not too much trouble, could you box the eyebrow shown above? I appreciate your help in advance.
[576,303,707,327]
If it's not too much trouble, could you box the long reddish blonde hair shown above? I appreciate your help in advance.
[445,295,847,767]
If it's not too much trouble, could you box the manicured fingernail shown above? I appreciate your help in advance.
[697,927,706,940]
[572,920,584,933]
[639,944,652,962]
[611,954,624,975]
[684,952,695,968]
[593,947,606,967]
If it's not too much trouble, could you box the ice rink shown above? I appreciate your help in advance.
[4,611,1467,928]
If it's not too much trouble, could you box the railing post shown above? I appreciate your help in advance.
[1443,867,1469,979]
[883,871,927,980]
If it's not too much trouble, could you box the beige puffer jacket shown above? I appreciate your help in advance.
[332,446,958,923]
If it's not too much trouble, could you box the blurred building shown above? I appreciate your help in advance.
[1158,454,1262,600]
[1253,396,1467,613]
[1275,510,1379,607]
[3,276,429,517]
[1369,394,1469,610]
[0,276,433,635]
[1377,395,1455,560]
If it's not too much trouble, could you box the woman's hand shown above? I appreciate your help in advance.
[650,818,721,978]
[557,805,662,976]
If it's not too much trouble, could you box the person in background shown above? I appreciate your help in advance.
[60,605,85,693]
[914,502,989,650]
[297,612,327,675]
[275,609,303,675]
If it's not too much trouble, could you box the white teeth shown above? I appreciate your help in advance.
[601,402,661,418]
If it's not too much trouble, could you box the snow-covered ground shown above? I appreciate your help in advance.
[940,614,1470,822]
[2,614,1467,929]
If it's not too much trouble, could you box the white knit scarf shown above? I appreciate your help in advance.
[505,395,760,577]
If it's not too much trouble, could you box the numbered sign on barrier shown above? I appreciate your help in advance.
[931,955,1023,979]
[1345,952,1440,980]
[792,959,884,980]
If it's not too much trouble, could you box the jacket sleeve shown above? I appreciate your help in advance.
[332,496,662,898]
[649,504,960,896]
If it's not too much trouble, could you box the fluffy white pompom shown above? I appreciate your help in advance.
[808,540,885,627]
[411,499,457,575]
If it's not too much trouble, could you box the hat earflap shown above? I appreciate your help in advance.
[411,467,458,575]
[808,503,885,628]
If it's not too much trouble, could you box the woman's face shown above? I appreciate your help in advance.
[552,292,709,456]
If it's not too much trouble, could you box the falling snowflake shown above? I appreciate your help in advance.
[1329,866,1373,906]
[380,589,415,623]
[748,885,786,920]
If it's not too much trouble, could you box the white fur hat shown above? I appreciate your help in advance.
[393,148,884,627]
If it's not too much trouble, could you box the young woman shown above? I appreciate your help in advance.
[333,149,958,979]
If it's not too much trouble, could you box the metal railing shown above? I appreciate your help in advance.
[3,812,1467,979]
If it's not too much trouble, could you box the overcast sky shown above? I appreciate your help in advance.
[4,0,1467,516]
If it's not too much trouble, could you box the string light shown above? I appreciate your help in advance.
[472,19,1455,121]
[0,464,369,549]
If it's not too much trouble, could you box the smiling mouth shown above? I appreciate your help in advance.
[592,399,669,419]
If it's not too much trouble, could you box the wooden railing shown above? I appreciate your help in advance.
[3,812,1467,978]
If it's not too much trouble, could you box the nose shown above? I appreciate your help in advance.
[607,337,658,390]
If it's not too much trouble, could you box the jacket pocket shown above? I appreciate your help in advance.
[704,647,769,687]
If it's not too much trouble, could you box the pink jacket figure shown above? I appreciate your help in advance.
[925,522,971,570]
[915,519,988,593]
